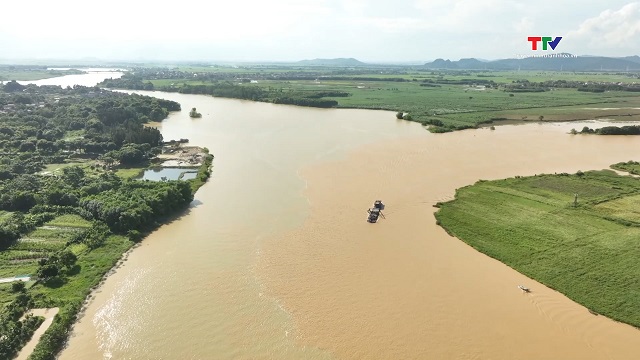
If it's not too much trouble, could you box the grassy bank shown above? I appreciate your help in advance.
[146,77,640,131]
[106,67,640,131]
[611,161,640,175]
[0,85,211,359]
[0,67,84,81]
[434,169,640,328]
[26,176,211,359]
[188,148,214,193]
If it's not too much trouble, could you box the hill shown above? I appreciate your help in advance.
[425,55,640,71]
[296,58,367,66]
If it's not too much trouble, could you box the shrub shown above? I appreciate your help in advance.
[11,281,26,293]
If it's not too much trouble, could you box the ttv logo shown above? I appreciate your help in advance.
[527,36,562,51]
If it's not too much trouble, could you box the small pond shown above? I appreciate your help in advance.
[138,167,198,181]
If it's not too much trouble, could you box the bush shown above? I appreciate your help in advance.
[128,229,142,241]
[11,281,26,293]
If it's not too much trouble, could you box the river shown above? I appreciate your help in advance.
[26,73,640,359]
[16,69,123,87]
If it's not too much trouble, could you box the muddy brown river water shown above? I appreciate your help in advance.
[49,86,640,359]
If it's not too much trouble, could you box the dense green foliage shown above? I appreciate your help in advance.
[0,84,208,358]
[102,76,343,108]
[580,125,640,135]
[435,170,640,328]
[0,290,45,359]
[28,301,80,360]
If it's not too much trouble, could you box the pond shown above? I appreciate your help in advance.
[138,167,198,181]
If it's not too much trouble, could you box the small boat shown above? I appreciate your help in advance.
[367,208,380,223]
[367,200,386,223]
[518,285,531,293]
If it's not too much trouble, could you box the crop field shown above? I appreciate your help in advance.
[30,235,133,307]
[0,215,90,279]
[144,69,640,129]
[435,169,640,328]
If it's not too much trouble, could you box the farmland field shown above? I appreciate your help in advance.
[435,169,640,328]
[126,67,640,130]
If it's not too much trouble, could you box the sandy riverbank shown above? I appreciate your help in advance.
[259,123,640,359]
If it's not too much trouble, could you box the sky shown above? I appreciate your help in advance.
[0,0,639,63]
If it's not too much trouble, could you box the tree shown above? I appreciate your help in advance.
[11,281,26,293]
[539,115,544,121]
[58,250,77,268]
[37,264,59,280]
[63,166,85,188]
[395,112,404,119]
[19,141,36,152]
[189,108,202,118]
[3,80,25,92]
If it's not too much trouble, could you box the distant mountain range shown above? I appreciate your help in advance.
[424,55,640,71]
[295,58,367,66]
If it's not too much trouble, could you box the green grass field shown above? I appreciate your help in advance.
[0,215,91,279]
[611,160,640,175]
[30,235,133,307]
[115,167,145,179]
[0,68,83,81]
[435,169,640,328]
[146,69,640,129]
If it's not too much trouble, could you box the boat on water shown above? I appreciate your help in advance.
[367,200,385,223]
[518,285,531,293]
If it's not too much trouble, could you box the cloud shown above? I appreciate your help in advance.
[568,2,640,50]
[0,0,638,61]
[513,17,535,33]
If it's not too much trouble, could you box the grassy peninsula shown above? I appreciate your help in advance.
[0,66,84,81]
[435,169,640,328]
[0,81,212,359]
[100,66,640,132]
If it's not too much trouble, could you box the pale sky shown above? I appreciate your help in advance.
[1,0,639,62]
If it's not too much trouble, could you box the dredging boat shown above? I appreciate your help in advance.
[367,200,385,223]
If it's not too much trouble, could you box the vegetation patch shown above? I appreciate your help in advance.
[0,83,213,358]
[99,67,640,132]
[611,160,640,175]
[435,169,640,328]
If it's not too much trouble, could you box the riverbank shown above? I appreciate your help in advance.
[0,84,214,359]
[0,67,84,81]
[435,169,640,328]
[100,67,640,132]
[26,172,213,359]
[259,121,640,359]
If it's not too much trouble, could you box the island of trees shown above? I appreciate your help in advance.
[576,125,640,135]
[0,81,212,359]
[189,107,202,118]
